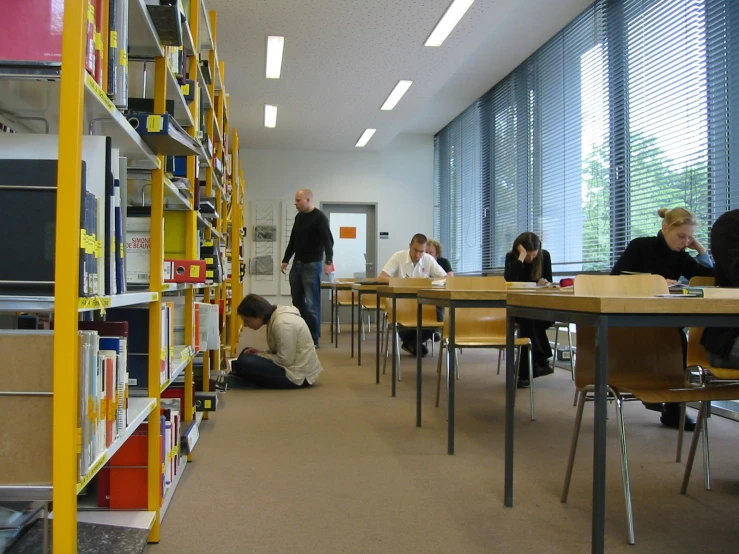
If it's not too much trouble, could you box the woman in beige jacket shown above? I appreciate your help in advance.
[230,294,323,389]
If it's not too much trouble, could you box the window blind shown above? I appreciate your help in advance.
[434,0,739,276]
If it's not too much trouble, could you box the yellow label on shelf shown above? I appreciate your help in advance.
[204,400,212,409]
[110,31,118,48]
[204,257,214,265]
[147,115,164,133]
[161,348,167,362]
[85,72,116,112]
[78,296,112,310]
[180,347,190,360]
[206,270,214,278]
[87,4,95,23]
[94,32,103,52]
[80,229,87,249]
[120,50,128,68]
[162,463,166,475]
[78,452,109,493]
[95,240,102,259]
[111,237,115,256]
[181,83,190,96]
[108,399,117,420]
[75,428,82,454]
[119,243,124,258]
[190,265,200,277]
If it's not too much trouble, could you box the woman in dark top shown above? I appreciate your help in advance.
[426,239,453,275]
[612,207,714,430]
[504,232,554,387]
[701,209,739,367]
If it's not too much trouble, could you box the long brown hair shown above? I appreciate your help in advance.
[510,232,543,281]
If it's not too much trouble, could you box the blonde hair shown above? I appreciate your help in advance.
[658,207,697,229]
[427,239,443,258]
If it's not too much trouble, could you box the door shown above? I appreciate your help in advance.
[319,203,377,321]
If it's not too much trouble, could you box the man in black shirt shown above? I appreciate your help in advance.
[281,189,334,347]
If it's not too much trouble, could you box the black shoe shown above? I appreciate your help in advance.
[421,344,429,357]
[432,332,441,342]
[533,362,554,378]
[517,378,530,389]
[643,402,664,413]
[401,342,415,356]
[660,409,696,431]
[314,343,320,349]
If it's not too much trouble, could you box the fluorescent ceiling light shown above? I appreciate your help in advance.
[264,104,277,128]
[355,129,376,148]
[425,0,475,47]
[381,80,413,111]
[266,36,285,79]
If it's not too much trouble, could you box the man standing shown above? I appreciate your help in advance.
[281,189,334,347]
[378,233,447,355]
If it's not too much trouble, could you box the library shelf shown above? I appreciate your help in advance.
[0,291,159,313]
[182,17,197,57]
[0,73,159,169]
[160,347,195,393]
[197,63,213,109]
[199,0,215,51]
[129,0,164,58]
[159,455,187,523]
[76,398,158,494]
[50,509,157,531]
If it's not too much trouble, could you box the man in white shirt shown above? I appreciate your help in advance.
[378,233,447,281]
[378,234,447,356]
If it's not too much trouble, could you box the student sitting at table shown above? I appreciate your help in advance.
[611,207,714,430]
[378,233,447,356]
[229,294,323,389]
[702,209,739,368]
[504,232,554,388]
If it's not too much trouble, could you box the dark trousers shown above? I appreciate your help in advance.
[516,318,553,376]
[289,261,322,344]
[231,350,308,389]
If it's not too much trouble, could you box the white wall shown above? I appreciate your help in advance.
[241,134,434,301]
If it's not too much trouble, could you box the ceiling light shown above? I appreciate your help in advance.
[355,129,376,148]
[425,0,475,47]
[265,36,284,79]
[381,80,413,111]
[264,104,277,128]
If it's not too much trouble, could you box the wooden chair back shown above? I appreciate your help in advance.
[361,293,380,309]
[573,274,685,391]
[574,274,668,297]
[335,278,357,304]
[388,277,432,288]
[445,276,507,291]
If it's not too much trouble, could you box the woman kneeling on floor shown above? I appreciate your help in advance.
[230,294,323,389]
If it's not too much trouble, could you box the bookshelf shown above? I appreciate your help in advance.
[0,0,245,552]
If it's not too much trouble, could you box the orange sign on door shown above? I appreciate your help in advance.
[339,226,357,239]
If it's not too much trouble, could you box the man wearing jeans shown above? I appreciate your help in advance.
[281,189,334,347]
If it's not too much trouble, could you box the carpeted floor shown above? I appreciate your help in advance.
[147,325,739,553]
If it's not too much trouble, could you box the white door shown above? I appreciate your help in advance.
[329,212,368,279]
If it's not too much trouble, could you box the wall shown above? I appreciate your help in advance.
[240,134,434,302]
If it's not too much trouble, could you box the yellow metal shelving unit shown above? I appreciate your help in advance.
[0,0,248,551]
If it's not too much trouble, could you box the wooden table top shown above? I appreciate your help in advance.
[376,285,434,296]
[506,291,739,314]
[417,289,508,301]
[350,282,389,291]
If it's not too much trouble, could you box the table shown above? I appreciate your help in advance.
[504,292,739,554]
[376,285,432,397]
[351,283,388,367]
[416,289,508,455]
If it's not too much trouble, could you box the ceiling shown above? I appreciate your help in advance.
[209,0,593,152]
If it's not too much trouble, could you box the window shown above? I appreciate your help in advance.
[434,0,739,275]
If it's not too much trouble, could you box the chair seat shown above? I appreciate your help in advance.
[448,336,531,348]
[708,367,739,380]
[626,382,739,404]
[396,318,442,328]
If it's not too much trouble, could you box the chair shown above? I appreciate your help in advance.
[335,278,364,338]
[561,274,739,545]
[381,278,438,379]
[434,276,537,420]
[552,321,577,404]
[360,293,381,337]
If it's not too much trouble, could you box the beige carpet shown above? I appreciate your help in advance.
[147,325,739,553]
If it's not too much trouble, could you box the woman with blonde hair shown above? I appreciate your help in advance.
[611,207,714,430]
[426,239,453,275]
[611,207,714,284]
